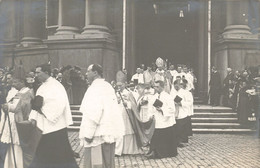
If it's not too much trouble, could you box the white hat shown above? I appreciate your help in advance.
[156,57,164,68]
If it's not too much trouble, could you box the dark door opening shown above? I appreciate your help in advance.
[135,0,199,70]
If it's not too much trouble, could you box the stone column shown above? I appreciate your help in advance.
[81,0,111,37]
[125,0,136,76]
[215,0,258,80]
[0,0,17,43]
[223,0,251,35]
[21,0,45,46]
[197,0,208,100]
[256,0,260,34]
[55,0,80,35]
[0,0,18,68]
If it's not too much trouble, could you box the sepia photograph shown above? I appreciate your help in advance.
[0,0,260,167]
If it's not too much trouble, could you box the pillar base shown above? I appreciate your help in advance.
[48,26,80,40]
[79,25,112,39]
[221,25,258,40]
[20,37,42,47]
[55,26,79,35]
[223,25,252,35]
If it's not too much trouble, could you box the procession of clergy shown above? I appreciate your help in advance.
[113,57,195,158]
[0,57,195,168]
[79,57,195,167]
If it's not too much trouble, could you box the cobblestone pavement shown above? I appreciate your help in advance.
[68,132,260,168]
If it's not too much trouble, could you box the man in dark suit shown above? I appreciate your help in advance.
[223,68,234,107]
[209,66,221,106]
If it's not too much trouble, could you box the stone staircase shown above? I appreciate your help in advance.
[68,104,256,134]
[192,105,255,133]
[68,105,82,131]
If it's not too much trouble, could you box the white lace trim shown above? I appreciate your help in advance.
[80,135,118,148]
[0,113,20,145]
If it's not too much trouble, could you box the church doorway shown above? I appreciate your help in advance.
[135,0,200,72]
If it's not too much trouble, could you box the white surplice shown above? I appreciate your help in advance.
[29,77,73,134]
[170,88,193,119]
[131,73,144,84]
[150,91,176,129]
[79,79,124,148]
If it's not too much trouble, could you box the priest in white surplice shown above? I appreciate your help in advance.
[29,64,78,168]
[171,79,193,146]
[79,64,124,168]
[131,68,144,84]
[146,80,178,159]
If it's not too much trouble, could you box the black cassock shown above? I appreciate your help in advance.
[209,71,221,106]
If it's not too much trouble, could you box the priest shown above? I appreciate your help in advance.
[79,64,124,168]
[171,79,193,146]
[29,64,78,168]
[146,80,178,159]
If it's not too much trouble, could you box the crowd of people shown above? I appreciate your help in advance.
[0,58,259,168]
[48,65,87,105]
[0,57,196,168]
[209,66,260,127]
[0,64,79,168]
[78,58,196,167]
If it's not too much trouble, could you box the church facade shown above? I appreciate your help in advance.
[1,0,260,99]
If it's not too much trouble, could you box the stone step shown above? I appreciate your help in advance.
[194,108,233,113]
[71,106,234,113]
[192,123,241,129]
[68,125,80,131]
[194,106,232,110]
[71,121,81,126]
[69,105,255,133]
[71,113,238,119]
[191,117,238,123]
[68,126,255,133]
[70,105,80,110]
[71,111,82,116]
[72,115,82,121]
[193,113,237,118]
[192,128,256,134]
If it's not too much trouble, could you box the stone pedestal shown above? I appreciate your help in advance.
[214,35,259,81]
[14,45,49,72]
[214,0,260,80]
[45,38,120,82]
